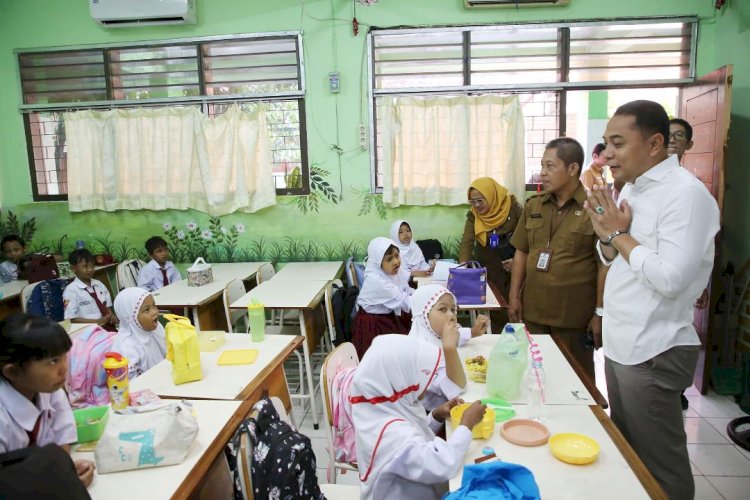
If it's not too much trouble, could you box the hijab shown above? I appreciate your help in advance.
[350,335,442,499]
[469,177,512,247]
[389,220,428,272]
[113,287,166,372]
[408,284,457,347]
[357,237,411,314]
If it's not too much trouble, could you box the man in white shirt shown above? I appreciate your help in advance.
[584,100,720,500]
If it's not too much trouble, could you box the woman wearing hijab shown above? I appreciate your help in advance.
[353,237,414,358]
[408,284,488,411]
[110,287,166,379]
[389,219,433,278]
[350,335,486,500]
[459,177,522,326]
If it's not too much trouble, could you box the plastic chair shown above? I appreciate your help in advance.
[223,279,249,333]
[319,342,359,483]
[20,281,41,313]
[115,259,146,291]
[256,263,275,284]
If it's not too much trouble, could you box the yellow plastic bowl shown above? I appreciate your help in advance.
[549,433,600,465]
[450,403,495,439]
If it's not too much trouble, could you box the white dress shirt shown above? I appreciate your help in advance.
[62,277,112,320]
[137,259,182,292]
[598,155,720,365]
[0,261,18,281]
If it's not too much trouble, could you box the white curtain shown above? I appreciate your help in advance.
[64,104,275,215]
[380,94,526,207]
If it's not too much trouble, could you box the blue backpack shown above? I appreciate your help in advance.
[26,278,72,321]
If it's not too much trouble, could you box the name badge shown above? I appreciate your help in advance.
[80,300,91,306]
[489,233,500,249]
[536,248,552,272]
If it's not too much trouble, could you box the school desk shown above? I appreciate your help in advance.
[272,261,345,282]
[0,279,27,320]
[130,333,303,417]
[153,262,268,331]
[72,399,251,500]
[230,278,328,429]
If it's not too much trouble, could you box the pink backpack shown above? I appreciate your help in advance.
[66,325,117,408]
[330,366,357,464]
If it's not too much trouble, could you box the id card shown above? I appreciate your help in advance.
[536,248,552,272]
[489,232,500,249]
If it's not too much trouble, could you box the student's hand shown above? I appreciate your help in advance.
[75,459,95,487]
[471,315,489,337]
[695,288,709,310]
[501,259,513,272]
[508,297,523,323]
[433,397,464,422]
[97,315,110,327]
[587,314,602,350]
[459,401,487,430]
[441,316,460,349]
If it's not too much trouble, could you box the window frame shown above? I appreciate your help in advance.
[367,16,698,193]
[16,31,309,201]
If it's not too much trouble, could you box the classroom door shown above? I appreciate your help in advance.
[680,65,733,393]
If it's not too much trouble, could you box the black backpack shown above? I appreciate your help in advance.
[0,444,92,500]
[416,239,444,260]
[332,284,359,346]
[225,397,325,500]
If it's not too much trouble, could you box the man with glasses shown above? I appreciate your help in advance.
[668,118,694,163]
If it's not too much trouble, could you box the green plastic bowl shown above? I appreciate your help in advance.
[481,398,515,422]
[73,405,109,443]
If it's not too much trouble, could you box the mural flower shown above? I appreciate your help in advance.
[200,230,213,240]
[234,223,246,233]
[186,221,198,231]
[220,226,228,235]
[176,231,186,240]
[162,222,172,231]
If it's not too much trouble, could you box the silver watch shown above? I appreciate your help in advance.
[606,229,629,244]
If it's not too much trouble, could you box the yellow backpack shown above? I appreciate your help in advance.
[163,314,203,385]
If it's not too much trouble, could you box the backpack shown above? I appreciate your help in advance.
[226,397,325,500]
[416,239,444,260]
[66,325,117,408]
[117,259,145,291]
[330,366,357,466]
[26,278,72,321]
[331,285,359,346]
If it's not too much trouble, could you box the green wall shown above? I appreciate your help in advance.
[3,0,743,265]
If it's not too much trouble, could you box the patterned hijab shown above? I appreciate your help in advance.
[469,177,512,246]
[408,283,457,346]
[113,287,166,371]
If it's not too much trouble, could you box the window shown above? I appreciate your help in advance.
[17,33,307,201]
[369,18,696,190]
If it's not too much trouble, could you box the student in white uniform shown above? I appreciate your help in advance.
[62,249,116,330]
[350,335,486,500]
[389,220,435,278]
[0,314,95,487]
[137,236,182,292]
[111,287,167,379]
[0,235,25,282]
[408,284,488,411]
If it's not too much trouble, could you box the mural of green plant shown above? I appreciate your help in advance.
[439,236,461,261]
[163,221,211,263]
[0,210,37,244]
[207,216,242,262]
[353,187,387,220]
[283,163,339,214]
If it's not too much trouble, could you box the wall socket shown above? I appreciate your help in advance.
[358,123,368,150]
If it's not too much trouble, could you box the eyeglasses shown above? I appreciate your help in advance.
[468,198,486,206]
[669,131,687,140]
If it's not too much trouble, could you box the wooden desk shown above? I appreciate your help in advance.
[73,399,251,500]
[272,261,344,282]
[153,262,268,331]
[131,333,302,415]
[230,279,327,428]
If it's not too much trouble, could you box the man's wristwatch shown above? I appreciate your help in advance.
[606,229,629,244]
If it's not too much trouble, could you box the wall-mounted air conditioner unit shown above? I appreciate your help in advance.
[90,0,197,27]
[466,0,569,7]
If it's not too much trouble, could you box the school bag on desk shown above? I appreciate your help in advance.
[447,261,487,305]
[163,314,202,384]
[18,253,60,283]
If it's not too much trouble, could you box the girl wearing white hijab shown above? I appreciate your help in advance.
[408,284,488,411]
[353,237,414,358]
[350,335,486,500]
[389,220,433,278]
[111,287,166,379]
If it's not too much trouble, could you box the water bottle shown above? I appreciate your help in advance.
[103,352,130,410]
[247,299,266,342]
[527,359,546,421]
[486,324,527,400]
[75,240,86,249]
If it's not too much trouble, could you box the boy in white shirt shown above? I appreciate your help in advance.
[0,235,25,282]
[62,249,117,330]
[137,236,182,292]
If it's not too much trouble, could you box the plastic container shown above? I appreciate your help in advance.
[465,355,488,382]
[247,299,266,342]
[549,433,600,465]
[527,360,546,421]
[103,352,129,410]
[480,398,515,422]
[501,418,550,447]
[486,324,528,400]
[73,405,109,443]
[450,403,496,439]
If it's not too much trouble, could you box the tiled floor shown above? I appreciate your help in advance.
[291,350,750,498]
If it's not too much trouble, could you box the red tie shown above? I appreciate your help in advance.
[160,268,169,287]
[86,288,116,332]
[27,414,42,446]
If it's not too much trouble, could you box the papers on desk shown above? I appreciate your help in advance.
[432,260,459,281]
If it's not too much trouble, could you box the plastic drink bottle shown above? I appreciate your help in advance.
[527,360,546,421]
[247,299,266,342]
[103,352,129,410]
[486,324,528,400]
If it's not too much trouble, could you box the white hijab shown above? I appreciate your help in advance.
[408,284,457,347]
[389,219,428,272]
[357,237,411,314]
[350,335,442,499]
[113,287,166,373]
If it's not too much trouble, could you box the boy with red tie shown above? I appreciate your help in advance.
[63,249,117,330]
[136,236,182,292]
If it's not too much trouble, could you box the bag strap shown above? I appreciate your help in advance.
[163,314,192,325]
[456,261,482,269]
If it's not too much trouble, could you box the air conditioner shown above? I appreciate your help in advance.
[90,0,197,27]
[466,0,569,7]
